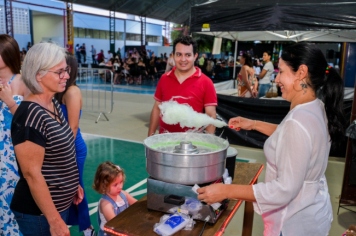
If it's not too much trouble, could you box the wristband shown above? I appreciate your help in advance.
[8,102,17,110]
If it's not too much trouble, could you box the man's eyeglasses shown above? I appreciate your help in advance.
[46,66,71,79]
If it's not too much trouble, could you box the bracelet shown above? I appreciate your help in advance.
[253,120,257,130]
[8,102,17,110]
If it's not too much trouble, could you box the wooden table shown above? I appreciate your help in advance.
[104,162,263,236]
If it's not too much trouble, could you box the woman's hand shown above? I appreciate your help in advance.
[252,90,258,98]
[228,117,254,131]
[197,183,228,205]
[73,185,84,205]
[0,83,14,106]
[49,217,70,236]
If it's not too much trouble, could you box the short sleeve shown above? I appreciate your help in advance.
[253,120,312,215]
[204,78,217,107]
[263,63,269,72]
[154,79,163,102]
[11,105,46,148]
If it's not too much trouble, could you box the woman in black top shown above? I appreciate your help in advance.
[138,59,147,84]
[127,57,140,85]
[11,42,81,236]
[148,59,157,81]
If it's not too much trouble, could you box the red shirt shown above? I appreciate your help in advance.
[154,67,217,133]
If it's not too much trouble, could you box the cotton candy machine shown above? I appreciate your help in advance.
[143,133,230,223]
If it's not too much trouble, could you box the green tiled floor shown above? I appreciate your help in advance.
[69,134,149,235]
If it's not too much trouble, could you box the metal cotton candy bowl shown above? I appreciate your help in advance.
[143,133,229,185]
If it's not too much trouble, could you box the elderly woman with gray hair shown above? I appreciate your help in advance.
[10,42,82,236]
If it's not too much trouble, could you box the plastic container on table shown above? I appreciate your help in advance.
[226,147,238,180]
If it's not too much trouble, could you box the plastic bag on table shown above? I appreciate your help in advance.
[153,213,193,236]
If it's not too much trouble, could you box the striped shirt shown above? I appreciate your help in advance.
[11,98,79,215]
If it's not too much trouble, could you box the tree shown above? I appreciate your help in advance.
[192,33,214,53]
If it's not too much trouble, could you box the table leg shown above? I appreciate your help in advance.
[242,200,254,236]
[242,177,258,236]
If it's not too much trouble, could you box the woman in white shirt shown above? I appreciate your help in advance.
[197,42,345,236]
[258,51,274,97]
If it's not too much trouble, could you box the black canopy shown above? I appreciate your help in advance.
[190,0,356,42]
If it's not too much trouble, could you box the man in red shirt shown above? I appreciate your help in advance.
[148,36,217,136]
[96,50,105,63]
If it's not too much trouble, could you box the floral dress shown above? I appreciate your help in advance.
[0,94,23,236]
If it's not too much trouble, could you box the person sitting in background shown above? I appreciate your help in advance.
[98,59,107,80]
[97,50,105,63]
[54,52,94,236]
[257,51,274,97]
[93,162,137,236]
[106,59,113,68]
[148,59,157,81]
[213,62,223,78]
[205,59,214,77]
[201,58,209,75]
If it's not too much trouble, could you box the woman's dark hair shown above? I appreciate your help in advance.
[54,51,78,104]
[173,36,197,55]
[0,34,21,74]
[203,58,208,68]
[264,51,272,57]
[253,59,259,67]
[281,42,345,143]
[242,53,253,67]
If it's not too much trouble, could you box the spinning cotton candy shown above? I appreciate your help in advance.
[159,100,227,129]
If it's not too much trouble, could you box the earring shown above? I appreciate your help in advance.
[293,79,303,92]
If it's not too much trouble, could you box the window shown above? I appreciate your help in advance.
[78,28,85,38]
[13,7,30,34]
[126,33,141,41]
[0,6,5,33]
[73,27,79,38]
[116,32,124,40]
[93,29,100,39]
[86,29,93,38]
[73,27,124,40]
[147,35,161,43]
[99,30,106,39]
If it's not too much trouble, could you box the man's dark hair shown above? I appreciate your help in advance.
[173,36,197,55]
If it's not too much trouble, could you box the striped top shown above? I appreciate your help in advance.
[11,98,79,215]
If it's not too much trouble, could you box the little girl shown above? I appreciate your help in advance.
[93,161,137,236]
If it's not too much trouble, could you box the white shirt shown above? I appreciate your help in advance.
[253,99,333,236]
[253,66,261,76]
[259,61,274,84]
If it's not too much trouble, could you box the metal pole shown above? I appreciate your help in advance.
[5,0,14,37]
[124,19,126,54]
[63,9,66,48]
[233,40,238,88]
[66,2,74,54]
[109,8,115,54]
